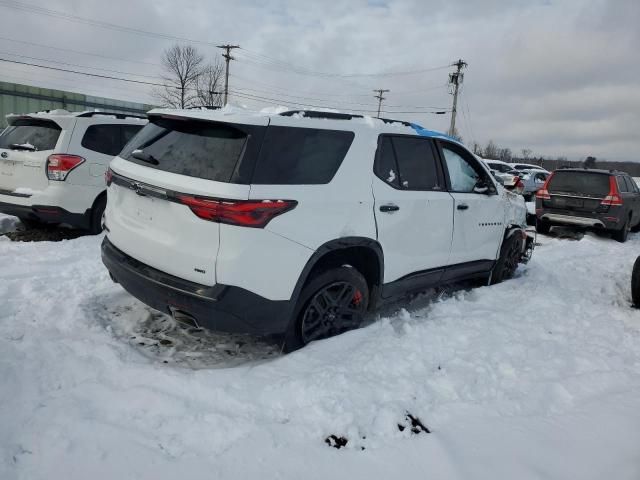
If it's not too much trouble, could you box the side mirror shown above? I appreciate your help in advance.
[473,185,489,194]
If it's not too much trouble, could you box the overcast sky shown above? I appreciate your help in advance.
[0,0,638,161]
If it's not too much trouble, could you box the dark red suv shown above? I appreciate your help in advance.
[535,169,640,242]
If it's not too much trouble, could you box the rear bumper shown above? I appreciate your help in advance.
[0,201,90,228]
[101,237,293,336]
[537,211,620,229]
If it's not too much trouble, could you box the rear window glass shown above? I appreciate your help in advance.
[121,118,249,182]
[0,119,61,151]
[548,171,610,196]
[252,126,354,185]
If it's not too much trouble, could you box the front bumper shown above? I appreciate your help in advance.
[101,237,293,336]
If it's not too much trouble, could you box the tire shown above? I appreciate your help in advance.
[17,217,42,230]
[632,257,640,308]
[283,266,369,352]
[536,220,551,235]
[89,195,107,235]
[612,215,630,243]
[491,232,524,285]
[631,213,640,233]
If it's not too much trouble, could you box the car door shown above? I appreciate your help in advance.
[372,135,454,289]
[437,140,505,267]
[621,175,640,225]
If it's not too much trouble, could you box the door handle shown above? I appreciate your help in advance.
[457,203,469,210]
[379,204,400,212]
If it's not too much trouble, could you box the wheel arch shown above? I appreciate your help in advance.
[291,237,384,310]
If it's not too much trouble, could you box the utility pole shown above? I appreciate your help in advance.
[447,59,467,137]
[373,89,390,118]
[217,44,240,106]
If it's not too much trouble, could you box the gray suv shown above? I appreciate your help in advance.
[535,168,640,242]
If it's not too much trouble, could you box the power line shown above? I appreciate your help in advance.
[0,56,169,88]
[0,50,164,80]
[0,1,452,81]
[0,34,161,67]
[217,44,240,106]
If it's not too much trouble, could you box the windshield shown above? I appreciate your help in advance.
[121,117,250,182]
[0,118,61,151]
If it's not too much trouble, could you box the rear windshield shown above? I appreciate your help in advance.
[547,171,610,196]
[120,117,250,182]
[0,118,61,151]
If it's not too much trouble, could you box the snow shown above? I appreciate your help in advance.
[0,213,19,234]
[2,232,640,479]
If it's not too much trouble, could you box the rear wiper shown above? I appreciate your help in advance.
[9,143,37,151]
[131,149,159,165]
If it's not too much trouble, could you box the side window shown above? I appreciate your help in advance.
[631,178,640,194]
[441,143,488,193]
[122,125,143,147]
[252,126,354,185]
[81,124,123,156]
[374,137,401,188]
[373,135,440,190]
[392,137,439,190]
[623,176,636,193]
[617,176,629,193]
[535,173,547,184]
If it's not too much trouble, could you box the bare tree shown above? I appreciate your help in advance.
[584,156,597,169]
[195,61,225,108]
[483,140,499,159]
[521,148,532,160]
[154,44,204,108]
[471,142,483,156]
[498,147,513,162]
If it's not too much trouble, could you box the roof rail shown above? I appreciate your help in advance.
[76,111,147,120]
[186,105,222,110]
[279,109,413,127]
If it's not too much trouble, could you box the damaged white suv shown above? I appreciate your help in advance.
[0,110,146,232]
[101,109,533,351]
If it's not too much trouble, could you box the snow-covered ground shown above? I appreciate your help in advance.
[2,222,640,479]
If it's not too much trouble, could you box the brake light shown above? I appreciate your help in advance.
[46,154,85,181]
[105,168,113,186]
[601,176,623,206]
[176,195,297,228]
[535,173,554,200]
[514,176,525,195]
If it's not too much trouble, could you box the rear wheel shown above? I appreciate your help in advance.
[613,216,630,243]
[89,195,107,235]
[632,257,640,308]
[536,220,551,235]
[491,233,523,285]
[17,217,42,230]
[284,266,369,352]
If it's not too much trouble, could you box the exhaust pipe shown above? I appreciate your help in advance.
[168,307,200,329]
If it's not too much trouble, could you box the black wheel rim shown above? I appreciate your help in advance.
[500,239,522,280]
[301,281,366,344]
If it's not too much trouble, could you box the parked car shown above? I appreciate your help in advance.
[101,109,534,351]
[483,159,518,184]
[520,170,549,201]
[0,109,147,232]
[509,162,550,174]
[535,168,640,241]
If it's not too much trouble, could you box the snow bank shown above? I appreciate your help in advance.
[0,213,19,234]
[1,233,640,479]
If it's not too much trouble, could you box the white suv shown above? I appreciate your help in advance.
[101,109,534,351]
[0,109,147,233]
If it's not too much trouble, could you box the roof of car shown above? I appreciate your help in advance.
[554,168,620,175]
[146,107,461,143]
[6,109,147,121]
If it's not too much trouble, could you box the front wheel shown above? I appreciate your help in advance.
[491,233,524,285]
[284,266,369,352]
[536,220,551,235]
[632,257,640,308]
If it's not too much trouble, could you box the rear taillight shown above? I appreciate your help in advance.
[176,195,297,228]
[514,176,525,195]
[46,154,85,181]
[535,173,554,200]
[105,168,113,186]
[601,176,623,206]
